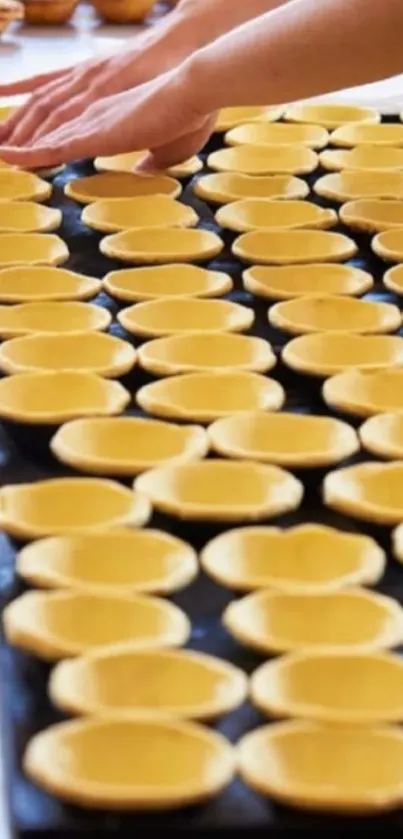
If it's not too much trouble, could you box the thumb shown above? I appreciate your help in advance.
[136,117,215,172]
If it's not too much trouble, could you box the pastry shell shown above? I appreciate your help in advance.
[324,460,403,525]
[372,227,403,262]
[323,368,403,417]
[194,173,309,204]
[0,200,61,233]
[285,103,380,129]
[225,122,328,149]
[138,332,276,377]
[65,172,181,205]
[331,122,403,148]
[359,412,403,459]
[384,263,403,295]
[214,106,284,132]
[94,152,202,179]
[233,229,357,265]
[82,196,198,234]
[243,264,373,299]
[320,145,403,172]
[0,301,111,338]
[91,0,157,23]
[340,199,403,233]
[315,170,403,202]
[118,297,254,338]
[269,294,400,335]
[103,264,232,302]
[282,332,403,377]
[0,169,51,202]
[100,228,223,264]
[0,331,136,377]
[23,0,78,24]
[0,233,68,268]
[216,199,336,233]
[207,144,318,176]
[0,266,101,302]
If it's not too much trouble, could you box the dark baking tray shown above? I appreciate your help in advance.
[2,117,403,838]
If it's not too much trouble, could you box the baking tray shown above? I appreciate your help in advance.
[2,118,403,838]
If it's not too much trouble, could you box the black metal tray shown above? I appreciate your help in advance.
[2,120,403,838]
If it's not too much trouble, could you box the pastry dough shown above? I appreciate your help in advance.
[0,370,130,424]
[118,298,254,338]
[50,648,246,720]
[208,411,359,468]
[360,412,403,460]
[92,0,157,23]
[136,371,285,422]
[282,332,403,377]
[0,331,136,377]
[315,170,403,202]
[216,200,336,233]
[215,106,284,132]
[340,200,403,233]
[65,172,181,205]
[194,173,309,204]
[331,123,403,148]
[251,650,403,725]
[82,196,198,234]
[103,265,232,302]
[135,459,303,522]
[0,477,150,540]
[95,151,202,179]
[324,460,403,525]
[0,234,68,268]
[320,146,403,172]
[224,588,403,654]
[285,103,380,128]
[22,0,78,24]
[201,524,384,593]
[384,264,403,295]
[207,145,318,176]
[138,332,276,376]
[225,122,328,149]
[24,717,234,810]
[233,230,357,265]
[243,264,373,300]
[0,266,101,302]
[0,201,61,233]
[17,528,197,594]
[393,523,403,564]
[238,720,403,814]
[100,228,223,264]
[4,589,188,658]
[372,228,403,262]
[0,169,51,202]
[269,294,401,335]
[323,369,403,418]
[51,416,208,475]
[0,301,111,338]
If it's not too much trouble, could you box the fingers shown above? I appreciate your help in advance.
[0,67,71,97]
[29,92,92,144]
[0,75,70,145]
[142,117,214,170]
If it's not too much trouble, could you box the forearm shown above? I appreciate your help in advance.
[186,0,403,110]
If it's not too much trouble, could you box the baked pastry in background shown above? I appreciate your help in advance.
[0,1,24,35]
[91,0,156,23]
[21,0,78,24]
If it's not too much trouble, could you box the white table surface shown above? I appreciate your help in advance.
[0,5,403,836]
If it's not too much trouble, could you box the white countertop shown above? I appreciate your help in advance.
[0,6,403,837]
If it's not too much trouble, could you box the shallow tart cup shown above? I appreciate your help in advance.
[237,720,403,814]
[285,103,380,129]
[51,416,208,476]
[0,234,68,268]
[384,264,403,295]
[0,477,150,539]
[94,152,202,179]
[233,230,357,266]
[225,122,328,149]
[0,331,136,377]
[315,170,403,202]
[340,199,403,233]
[0,201,61,233]
[372,228,403,262]
[282,332,403,378]
[194,173,309,204]
[223,588,403,654]
[216,200,336,233]
[331,122,403,148]
[17,529,198,594]
[104,265,232,302]
[0,371,130,425]
[82,196,198,234]
[137,371,285,422]
[359,412,403,459]
[202,524,384,593]
[208,411,359,468]
[92,0,159,23]
[320,146,403,172]
[50,647,247,720]
[0,1,24,35]
[22,0,78,24]
[0,301,111,338]
[324,460,403,525]
[251,650,403,725]
[138,332,276,377]
[100,228,224,265]
[4,589,188,659]
[135,460,303,523]
[214,106,284,132]
[0,266,101,303]
[0,170,51,202]
[24,717,234,810]
[65,172,182,205]
[243,264,373,299]
[207,145,318,176]
[118,298,254,338]
[323,368,403,417]
[269,294,401,335]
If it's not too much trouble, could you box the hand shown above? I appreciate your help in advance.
[0,64,216,170]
